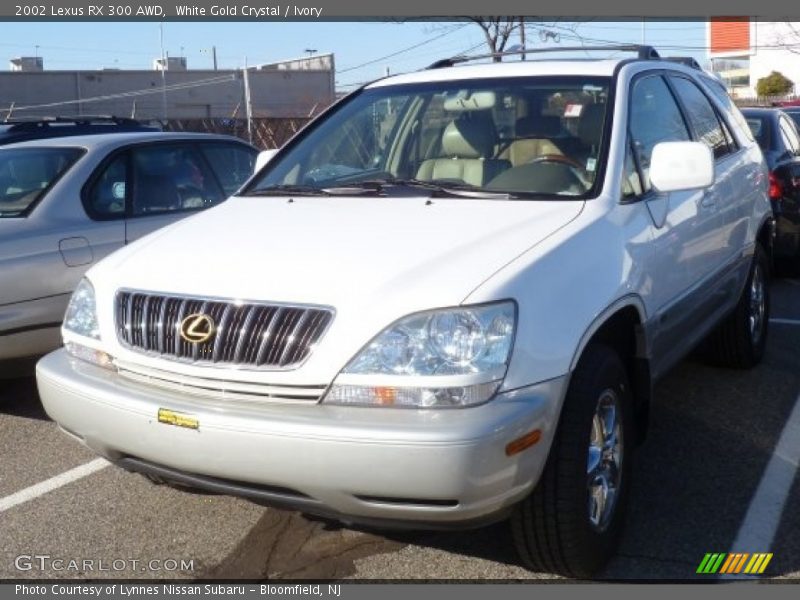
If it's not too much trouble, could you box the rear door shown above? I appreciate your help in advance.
[123,142,227,243]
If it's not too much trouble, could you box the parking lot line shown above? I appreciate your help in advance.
[0,458,109,514]
[726,392,800,571]
[769,318,800,326]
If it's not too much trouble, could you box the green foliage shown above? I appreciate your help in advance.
[756,71,794,97]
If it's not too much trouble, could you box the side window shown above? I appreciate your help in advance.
[86,153,128,219]
[669,76,731,159]
[199,143,256,196]
[702,76,754,143]
[621,141,644,199]
[130,144,225,216]
[778,117,800,154]
[628,75,691,193]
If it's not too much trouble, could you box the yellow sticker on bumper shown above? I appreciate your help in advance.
[157,408,199,430]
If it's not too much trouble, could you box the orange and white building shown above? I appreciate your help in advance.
[707,18,800,97]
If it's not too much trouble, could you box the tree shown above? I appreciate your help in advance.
[756,70,794,96]
[468,18,521,61]
[462,18,588,61]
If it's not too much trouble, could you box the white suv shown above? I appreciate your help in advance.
[36,46,773,577]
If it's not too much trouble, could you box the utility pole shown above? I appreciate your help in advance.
[212,45,217,70]
[243,57,253,144]
[159,22,167,121]
[519,17,526,60]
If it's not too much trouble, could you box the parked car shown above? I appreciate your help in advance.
[741,107,800,265]
[37,46,772,577]
[0,132,257,375]
[0,116,159,146]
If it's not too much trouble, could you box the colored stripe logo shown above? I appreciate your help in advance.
[696,552,773,574]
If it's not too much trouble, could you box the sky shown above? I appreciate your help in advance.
[0,20,709,88]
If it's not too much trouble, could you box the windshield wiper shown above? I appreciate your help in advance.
[324,178,512,199]
[241,184,333,197]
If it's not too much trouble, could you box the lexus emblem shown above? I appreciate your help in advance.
[179,313,216,344]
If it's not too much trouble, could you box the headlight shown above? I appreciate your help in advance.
[63,278,100,339]
[62,278,115,369]
[323,301,516,408]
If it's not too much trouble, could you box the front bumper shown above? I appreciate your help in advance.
[37,349,567,529]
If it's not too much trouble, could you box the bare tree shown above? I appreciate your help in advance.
[465,18,589,60]
[765,21,800,54]
[468,18,522,61]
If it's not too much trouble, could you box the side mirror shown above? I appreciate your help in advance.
[649,141,714,193]
[254,149,278,173]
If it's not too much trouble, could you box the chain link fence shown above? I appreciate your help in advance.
[158,117,312,149]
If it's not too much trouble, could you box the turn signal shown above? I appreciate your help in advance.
[505,429,542,456]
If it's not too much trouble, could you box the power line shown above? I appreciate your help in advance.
[337,24,468,74]
[7,74,237,113]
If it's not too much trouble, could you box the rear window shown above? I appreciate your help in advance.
[0,147,83,217]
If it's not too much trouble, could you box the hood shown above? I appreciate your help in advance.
[94,195,584,310]
[90,194,584,383]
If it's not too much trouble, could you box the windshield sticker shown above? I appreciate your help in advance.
[564,104,583,118]
[586,158,597,172]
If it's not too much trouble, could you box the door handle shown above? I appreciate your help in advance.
[700,192,717,209]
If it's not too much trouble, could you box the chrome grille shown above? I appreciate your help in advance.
[116,291,333,369]
[115,360,326,404]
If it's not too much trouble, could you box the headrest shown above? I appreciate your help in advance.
[441,116,495,159]
[515,115,562,138]
[578,104,606,147]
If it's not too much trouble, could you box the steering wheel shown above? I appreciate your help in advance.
[527,154,584,170]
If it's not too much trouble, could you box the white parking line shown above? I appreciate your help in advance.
[770,318,800,326]
[726,392,800,573]
[0,458,109,514]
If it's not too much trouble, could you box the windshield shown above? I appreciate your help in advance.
[245,76,611,199]
[0,147,83,217]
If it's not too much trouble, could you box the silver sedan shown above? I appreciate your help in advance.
[0,132,257,374]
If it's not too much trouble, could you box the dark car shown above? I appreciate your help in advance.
[0,115,159,146]
[741,107,800,265]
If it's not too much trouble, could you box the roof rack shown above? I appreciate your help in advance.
[663,57,702,70]
[2,115,145,127]
[426,45,661,69]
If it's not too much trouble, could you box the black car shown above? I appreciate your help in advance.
[0,115,159,146]
[741,107,800,265]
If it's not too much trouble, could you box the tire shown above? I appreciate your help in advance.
[511,343,634,578]
[703,244,770,369]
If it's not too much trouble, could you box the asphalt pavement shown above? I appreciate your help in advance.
[1,278,799,581]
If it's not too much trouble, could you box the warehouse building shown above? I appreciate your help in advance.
[0,54,335,119]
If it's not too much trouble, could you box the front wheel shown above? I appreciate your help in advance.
[511,343,634,578]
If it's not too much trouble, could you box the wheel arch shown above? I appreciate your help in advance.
[756,215,775,272]
[569,296,652,444]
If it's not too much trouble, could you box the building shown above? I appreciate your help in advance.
[0,54,335,119]
[9,57,43,72]
[708,18,800,97]
[153,56,188,71]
